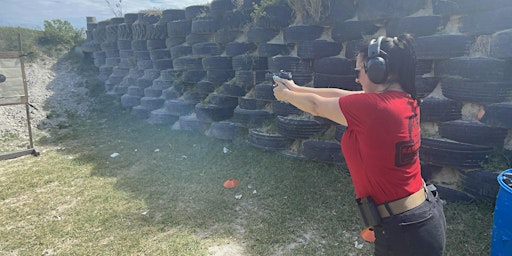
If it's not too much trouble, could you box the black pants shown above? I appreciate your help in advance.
[373,189,446,256]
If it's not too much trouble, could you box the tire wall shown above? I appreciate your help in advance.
[82,0,512,202]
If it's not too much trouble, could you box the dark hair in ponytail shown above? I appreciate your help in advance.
[357,34,419,102]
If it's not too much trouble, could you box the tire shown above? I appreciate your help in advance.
[238,97,269,110]
[117,40,132,50]
[232,55,268,71]
[331,20,379,42]
[209,121,246,140]
[313,57,354,75]
[121,94,140,107]
[334,125,347,141]
[276,116,328,140]
[144,87,163,97]
[267,56,312,74]
[257,43,292,57]
[247,129,295,151]
[247,27,279,44]
[415,76,438,99]
[140,96,165,110]
[459,7,512,35]
[232,106,273,128]
[255,4,293,29]
[209,0,236,14]
[166,36,186,48]
[415,35,472,60]
[313,73,360,91]
[435,185,474,202]
[182,69,206,83]
[161,9,186,22]
[254,83,276,101]
[170,45,192,59]
[178,115,210,133]
[172,56,203,71]
[131,105,150,119]
[480,103,512,129]
[206,93,239,108]
[356,0,424,21]
[147,108,179,125]
[185,5,210,20]
[150,49,171,60]
[196,80,216,94]
[302,140,343,164]
[202,56,233,70]
[213,29,242,45]
[420,97,461,122]
[220,82,246,97]
[441,79,512,104]
[439,120,508,147]
[386,15,445,37]
[136,60,153,70]
[435,57,507,82]
[460,170,500,202]
[181,91,207,104]
[167,20,192,36]
[225,42,257,57]
[186,33,212,45]
[164,99,195,116]
[221,10,251,30]
[195,103,235,122]
[416,60,433,75]
[127,86,144,97]
[283,25,324,43]
[192,42,223,57]
[153,59,173,70]
[271,101,303,116]
[297,40,343,60]
[146,39,166,50]
[490,29,512,59]
[162,87,181,100]
[191,18,220,34]
[206,69,235,85]
[133,50,150,60]
[152,78,172,90]
[160,69,180,81]
[420,138,494,169]
[235,70,267,90]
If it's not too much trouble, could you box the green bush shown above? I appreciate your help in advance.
[38,19,84,57]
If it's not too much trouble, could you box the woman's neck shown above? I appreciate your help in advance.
[375,82,403,93]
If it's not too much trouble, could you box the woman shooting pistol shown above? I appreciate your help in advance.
[273,34,446,256]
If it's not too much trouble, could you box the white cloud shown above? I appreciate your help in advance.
[0,0,211,29]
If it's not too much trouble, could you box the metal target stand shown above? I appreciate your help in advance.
[0,34,39,161]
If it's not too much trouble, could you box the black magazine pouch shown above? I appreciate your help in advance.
[356,197,382,227]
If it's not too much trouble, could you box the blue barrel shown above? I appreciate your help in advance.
[491,169,512,256]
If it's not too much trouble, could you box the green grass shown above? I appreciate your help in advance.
[0,96,495,255]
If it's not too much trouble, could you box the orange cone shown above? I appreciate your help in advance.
[223,178,239,189]
[360,227,375,243]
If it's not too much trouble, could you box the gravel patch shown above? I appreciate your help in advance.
[0,55,94,139]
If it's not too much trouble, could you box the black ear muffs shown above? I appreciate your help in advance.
[366,36,388,84]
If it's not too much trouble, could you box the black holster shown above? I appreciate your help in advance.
[356,197,382,228]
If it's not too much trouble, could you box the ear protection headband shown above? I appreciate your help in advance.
[366,36,388,84]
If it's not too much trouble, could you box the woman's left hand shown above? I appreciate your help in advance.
[273,77,291,102]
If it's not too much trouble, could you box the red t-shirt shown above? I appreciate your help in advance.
[338,91,423,204]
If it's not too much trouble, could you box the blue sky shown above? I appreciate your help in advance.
[0,0,210,30]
